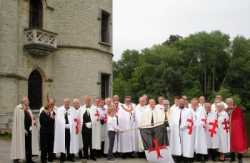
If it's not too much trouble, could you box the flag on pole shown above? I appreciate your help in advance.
[140,124,174,163]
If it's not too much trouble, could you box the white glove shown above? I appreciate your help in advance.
[29,126,32,131]
[85,122,92,128]
[65,124,70,129]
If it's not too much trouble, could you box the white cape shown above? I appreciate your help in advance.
[53,106,79,154]
[169,107,195,158]
[218,111,230,153]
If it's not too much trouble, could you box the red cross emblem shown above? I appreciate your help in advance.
[148,138,167,159]
[187,118,193,135]
[222,118,230,133]
[74,118,80,134]
[95,110,100,121]
[209,120,218,137]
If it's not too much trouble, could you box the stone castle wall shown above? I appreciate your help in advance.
[0,0,113,130]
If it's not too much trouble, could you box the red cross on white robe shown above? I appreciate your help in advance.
[148,138,167,159]
[74,118,80,134]
[187,118,193,135]
[222,118,230,133]
[95,110,100,121]
[209,120,218,137]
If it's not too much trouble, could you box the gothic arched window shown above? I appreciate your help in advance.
[28,69,43,110]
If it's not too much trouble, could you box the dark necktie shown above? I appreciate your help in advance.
[179,109,182,127]
[65,111,69,124]
[151,111,154,126]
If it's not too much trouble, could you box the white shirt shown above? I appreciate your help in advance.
[107,115,119,131]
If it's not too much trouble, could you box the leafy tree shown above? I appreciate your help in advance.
[113,32,250,108]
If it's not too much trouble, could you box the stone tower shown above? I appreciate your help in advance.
[0,0,113,116]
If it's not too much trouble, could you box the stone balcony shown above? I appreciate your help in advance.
[24,28,58,56]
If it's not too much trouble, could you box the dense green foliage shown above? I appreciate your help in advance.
[113,31,250,107]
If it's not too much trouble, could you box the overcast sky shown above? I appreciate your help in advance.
[113,0,250,60]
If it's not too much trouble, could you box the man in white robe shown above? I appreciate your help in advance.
[72,98,83,158]
[139,99,174,163]
[169,98,195,163]
[190,98,208,161]
[97,98,107,157]
[199,96,206,109]
[135,96,148,153]
[80,96,101,160]
[117,96,137,158]
[169,96,180,113]
[11,96,39,163]
[113,95,123,108]
[162,100,171,141]
[211,95,228,112]
[204,102,219,161]
[217,103,230,161]
[54,98,79,161]
[156,96,165,110]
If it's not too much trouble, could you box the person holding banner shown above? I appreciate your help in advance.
[139,99,174,163]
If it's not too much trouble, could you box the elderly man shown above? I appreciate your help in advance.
[113,95,123,107]
[80,96,101,161]
[199,96,206,108]
[72,98,83,158]
[118,96,137,158]
[11,96,39,163]
[204,102,219,161]
[54,98,78,162]
[226,98,248,163]
[135,96,148,154]
[190,98,207,161]
[156,96,165,110]
[95,98,107,157]
[211,95,227,112]
[170,96,180,113]
[162,99,170,119]
[170,98,195,163]
[217,102,230,161]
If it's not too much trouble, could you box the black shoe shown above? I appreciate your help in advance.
[121,153,127,159]
[25,161,35,163]
[78,150,83,158]
[48,158,53,162]
[230,158,236,162]
[90,156,96,161]
[83,156,89,160]
[107,157,115,161]
[60,154,66,162]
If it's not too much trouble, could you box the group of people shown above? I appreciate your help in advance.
[10,94,248,163]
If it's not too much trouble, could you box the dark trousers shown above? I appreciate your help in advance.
[65,129,70,155]
[60,129,72,161]
[25,132,32,163]
[208,148,218,161]
[108,131,116,159]
[230,152,243,161]
[172,155,193,163]
[195,153,206,161]
[82,128,95,159]
[40,133,54,163]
